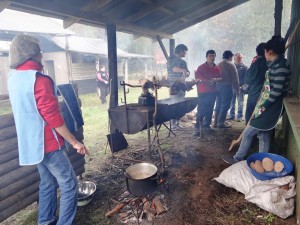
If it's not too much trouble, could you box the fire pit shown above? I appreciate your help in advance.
[108,97,197,134]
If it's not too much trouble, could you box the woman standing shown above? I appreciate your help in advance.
[223,36,291,164]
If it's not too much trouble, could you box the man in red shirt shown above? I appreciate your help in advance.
[194,50,221,137]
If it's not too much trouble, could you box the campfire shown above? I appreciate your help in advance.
[105,176,168,224]
[105,189,168,224]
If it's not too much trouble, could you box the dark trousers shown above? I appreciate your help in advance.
[98,82,109,103]
[215,84,233,125]
[196,92,217,128]
[245,93,260,124]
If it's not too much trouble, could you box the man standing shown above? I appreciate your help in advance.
[167,44,190,129]
[214,50,239,128]
[96,64,110,104]
[228,53,248,121]
[194,50,221,137]
[7,35,89,225]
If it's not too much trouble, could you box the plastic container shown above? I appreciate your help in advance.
[246,152,293,181]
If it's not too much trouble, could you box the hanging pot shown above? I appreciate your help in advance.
[124,162,159,196]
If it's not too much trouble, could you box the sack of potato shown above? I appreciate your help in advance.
[250,157,284,174]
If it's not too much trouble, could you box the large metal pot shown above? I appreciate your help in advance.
[124,163,158,196]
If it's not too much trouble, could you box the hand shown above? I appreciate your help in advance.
[104,81,109,84]
[184,70,190,77]
[73,141,89,155]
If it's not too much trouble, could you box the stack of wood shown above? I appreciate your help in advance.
[105,192,167,223]
[0,99,85,223]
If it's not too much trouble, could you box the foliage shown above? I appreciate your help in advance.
[174,0,292,70]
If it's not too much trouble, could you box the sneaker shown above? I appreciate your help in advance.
[222,155,239,164]
[237,118,244,122]
[226,116,235,120]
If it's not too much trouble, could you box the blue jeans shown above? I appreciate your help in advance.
[215,84,233,125]
[229,91,244,119]
[233,126,271,161]
[37,148,78,225]
[196,92,217,128]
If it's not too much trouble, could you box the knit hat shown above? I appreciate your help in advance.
[9,34,41,69]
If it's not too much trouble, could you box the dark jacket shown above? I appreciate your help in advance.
[244,57,268,96]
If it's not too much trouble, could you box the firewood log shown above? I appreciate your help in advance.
[0,181,39,212]
[0,126,17,142]
[0,114,15,129]
[0,158,20,177]
[0,173,39,201]
[0,137,18,155]
[0,149,18,164]
[0,191,38,222]
[152,196,166,215]
[0,166,37,190]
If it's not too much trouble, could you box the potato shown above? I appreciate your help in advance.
[262,157,274,172]
[274,161,284,173]
[254,160,265,173]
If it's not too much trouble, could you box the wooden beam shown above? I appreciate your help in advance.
[166,0,249,34]
[274,0,283,36]
[156,35,169,60]
[9,0,172,38]
[123,0,174,23]
[0,0,11,12]
[159,7,174,16]
[81,0,112,12]
[153,0,217,28]
[63,16,80,29]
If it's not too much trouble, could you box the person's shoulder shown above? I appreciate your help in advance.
[36,73,53,86]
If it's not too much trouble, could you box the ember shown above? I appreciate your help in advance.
[105,187,168,224]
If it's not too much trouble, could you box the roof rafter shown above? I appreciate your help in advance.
[123,0,176,23]
[8,0,172,38]
[153,0,219,29]
[166,0,249,33]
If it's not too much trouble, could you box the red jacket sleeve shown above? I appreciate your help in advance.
[34,75,65,128]
[195,65,209,81]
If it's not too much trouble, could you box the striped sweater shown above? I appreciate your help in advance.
[262,55,291,109]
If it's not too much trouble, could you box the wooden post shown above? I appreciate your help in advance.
[106,23,118,109]
[170,39,175,58]
[156,35,169,61]
[274,0,283,36]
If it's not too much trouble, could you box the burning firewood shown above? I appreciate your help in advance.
[152,196,167,215]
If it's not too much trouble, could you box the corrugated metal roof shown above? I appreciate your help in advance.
[0,9,74,35]
[51,36,151,58]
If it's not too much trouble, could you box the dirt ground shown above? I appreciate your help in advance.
[2,118,296,225]
[73,118,296,225]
